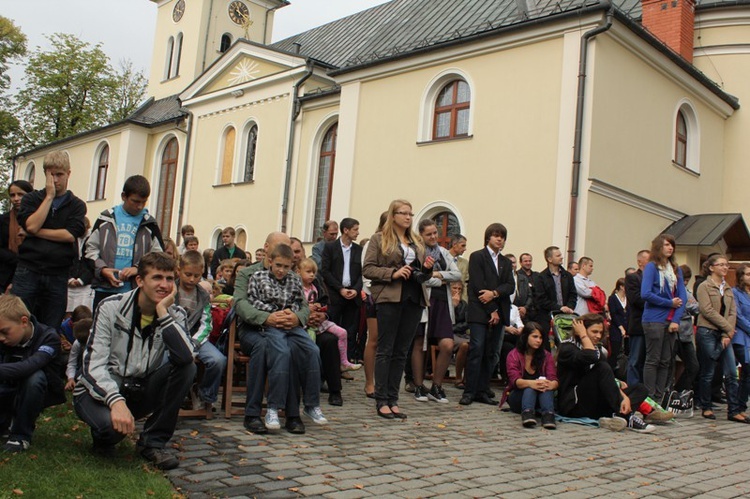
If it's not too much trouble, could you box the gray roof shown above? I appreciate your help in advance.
[128,95,186,126]
[662,214,750,249]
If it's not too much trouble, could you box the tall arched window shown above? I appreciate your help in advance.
[172,33,183,78]
[156,138,179,237]
[220,127,236,184]
[25,162,35,187]
[164,36,174,80]
[236,228,247,251]
[675,111,687,168]
[432,210,460,249]
[220,34,232,53]
[243,124,258,182]
[673,102,700,173]
[313,123,338,234]
[433,80,470,140]
[95,145,109,200]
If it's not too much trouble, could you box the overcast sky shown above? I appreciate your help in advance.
[2,0,390,92]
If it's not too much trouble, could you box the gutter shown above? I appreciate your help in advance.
[175,108,194,245]
[566,6,614,265]
[280,59,314,233]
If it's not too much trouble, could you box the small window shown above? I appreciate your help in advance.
[220,34,232,53]
[313,123,337,234]
[433,80,470,140]
[675,111,687,167]
[165,36,174,80]
[432,211,460,249]
[172,33,183,78]
[243,124,258,182]
[25,162,35,187]
[95,145,109,200]
[220,127,236,184]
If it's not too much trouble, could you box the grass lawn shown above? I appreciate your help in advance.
[0,396,180,499]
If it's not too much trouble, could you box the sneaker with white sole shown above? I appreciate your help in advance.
[427,384,449,403]
[3,439,30,453]
[598,415,627,432]
[265,408,281,430]
[414,385,429,402]
[644,409,674,423]
[627,414,655,433]
[303,406,328,425]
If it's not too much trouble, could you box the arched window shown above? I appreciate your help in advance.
[675,111,687,168]
[433,80,470,140]
[25,162,35,187]
[95,145,109,200]
[172,33,183,78]
[164,36,174,80]
[220,127,236,184]
[156,138,179,237]
[220,34,232,53]
[313,123,337,234]
[243,124,258,182]
[673,102,699,173]
[432,211,460,249]
[236,228,247,251]
[213,229,223,250]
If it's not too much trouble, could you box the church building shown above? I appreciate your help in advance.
[13,0,750,287]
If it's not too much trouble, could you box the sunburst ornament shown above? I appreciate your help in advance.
[228,60,260,85]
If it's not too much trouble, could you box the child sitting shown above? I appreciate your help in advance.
[59,305,93,352]
[0,294,64,452]
[246,244,328,426]
[501,322,558,429]
[222,259,251,297]
[65,318,93,390]
[176,250,226,408]
[216,259,234,286]
[298,258,361,372]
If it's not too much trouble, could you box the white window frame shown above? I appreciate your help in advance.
[672,99,700,174]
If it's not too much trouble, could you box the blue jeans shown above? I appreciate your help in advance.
[464,322,504,398]
[508,387,555,415]
[696,327,740,415]
[12,266,68,329]
[284,327,322,409]
[733,344,750,413]
[238,326,267,418]
[196,341,226,404]
[0,370,47,442]
[262,327,292,411]
[626,335,646,387]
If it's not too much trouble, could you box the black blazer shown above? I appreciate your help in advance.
[466,248,515,325]
[625,270,645,337]
[321,238,363,306]
[530,267,577,326]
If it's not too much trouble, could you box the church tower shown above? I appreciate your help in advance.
[148,0,290,99]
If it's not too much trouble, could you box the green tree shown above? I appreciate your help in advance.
[109,59,148,122]
[0,16,27,92]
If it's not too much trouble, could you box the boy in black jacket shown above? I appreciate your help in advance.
[0,294,62,452]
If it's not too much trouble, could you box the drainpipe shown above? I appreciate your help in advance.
[567,6,613,265]
[280,60,314,233]
[175,110,194,245]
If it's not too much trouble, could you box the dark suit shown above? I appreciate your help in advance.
[625,269,645,386]
[464,248,515,399]
[321,239,363,359]
[530,267,577,332]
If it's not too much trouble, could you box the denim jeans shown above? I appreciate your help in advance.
[12,266,68,329]
[626,335,646,387]
[696,327,740,415]
[284,326,322,409]
[262,327,292,411]
[508,387,555,415]
[0,370,47,442]
[642,322,676,403]
[238,326,267,418]
[463,322,504,398]
[733,344,750,413]
[196,341,226,404]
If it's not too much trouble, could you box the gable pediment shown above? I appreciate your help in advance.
[202,55,290,94]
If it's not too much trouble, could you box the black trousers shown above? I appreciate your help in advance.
[329,298,361,360]
[316,331,342,394]
[567,362,648,419]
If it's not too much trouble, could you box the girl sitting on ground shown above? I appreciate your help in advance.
[298,257,361,372]
[501,322,558,429]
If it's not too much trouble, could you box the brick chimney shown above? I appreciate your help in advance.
[641,0,695,63]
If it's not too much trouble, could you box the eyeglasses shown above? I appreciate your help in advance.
[394,211,414,217]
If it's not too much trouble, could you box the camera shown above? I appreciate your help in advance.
[120,377,147,403]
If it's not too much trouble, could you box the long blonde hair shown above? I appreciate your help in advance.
[380,199,423,256]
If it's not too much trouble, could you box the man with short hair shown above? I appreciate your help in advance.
[567,261,580,276]
[13,151,87,328]
[530,246,577,336]
[73,252,196,470]
[573,257,599,316]
[86,175,163,310]
[515,253,536,320]
[311,220,338,267]
[625,249,650,386]
[210,227,247,278]
[321,217,362,361]
[448,235,469,301]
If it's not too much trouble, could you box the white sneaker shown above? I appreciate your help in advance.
[303,406,329,425]
[598,415,627,432]
[264,409,281,430]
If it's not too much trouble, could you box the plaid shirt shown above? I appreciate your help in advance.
[247,269,305,314]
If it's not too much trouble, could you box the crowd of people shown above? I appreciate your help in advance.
[2,151,750,470]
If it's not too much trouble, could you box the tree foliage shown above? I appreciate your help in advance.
[0,16,27,93]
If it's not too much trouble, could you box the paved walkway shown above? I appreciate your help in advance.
[167,374,750,498]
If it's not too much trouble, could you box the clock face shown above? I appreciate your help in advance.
[228,1,250,25]
[172,0,185,23]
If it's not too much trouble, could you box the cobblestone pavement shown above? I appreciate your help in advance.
[167,374,750,498]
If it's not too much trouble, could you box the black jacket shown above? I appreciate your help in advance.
[530,267,577,327]
[0,212,19,290]
[625,270,645,337]
[320,239,363,306]
[16,189,87,275]
[556,341,604,416]
[466,248,515,325]
[210,245,247,278]
[514,269,535,311]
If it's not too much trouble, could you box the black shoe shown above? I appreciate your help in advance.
[138,446,180,470]
[328,392,343,406]
[243,416,268,434]
[522,410,537,428]
[459,394,473,405]
[285,416,306,434]
[377,406,395,419]
[414,385,429,402]
[486,389,496,399]
[473,393,494,405]
[542,412,557,430]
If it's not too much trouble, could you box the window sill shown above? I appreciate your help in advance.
[212,180,255,188]
[671,161,700,177]
[416,135,473,146]
[161,75,181,83]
